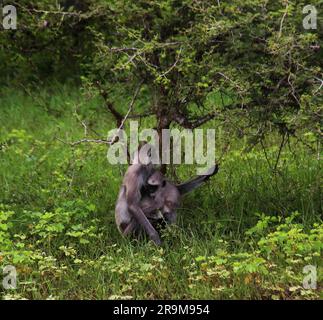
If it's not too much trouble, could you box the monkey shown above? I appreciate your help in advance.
[115,143,162,245]
[143,165,218,227]
[119,171,180,237]
[116,164,219,240]
[116,170,167,238]
[142,170,180,224]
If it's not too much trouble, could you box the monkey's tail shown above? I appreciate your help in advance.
[176,164,219,195]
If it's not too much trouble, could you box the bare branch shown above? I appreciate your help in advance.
[96,81,124,126]
[173,110,219,129]
[127,112,154,119]
[106,101,124,126]
[12,2,82,17]
[278,2,289,38]
[287,73,300,106]
[217,72,244,92]
[160,48,182,78]
[314,76,323,94]
[109,47,139,53]
[56,137,111,147]
[274,133,286,171]
[73,108,88,136]
[58,81,144,148]
[109,80,144,144]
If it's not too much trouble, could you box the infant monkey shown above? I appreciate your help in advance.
[140,171,180,225]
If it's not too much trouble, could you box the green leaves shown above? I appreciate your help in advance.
[190,215,322,299]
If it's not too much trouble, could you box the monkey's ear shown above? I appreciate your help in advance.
[176,164,219,195]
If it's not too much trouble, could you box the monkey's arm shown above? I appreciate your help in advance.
[128,203,161,245]
[121,201,162,237]
[126,187,161,246]
[123,205,163,237]
[122,218,137,236]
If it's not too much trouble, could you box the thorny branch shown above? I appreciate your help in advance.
[58,81,144,147]
[109,80,144,144]
[278,1,289,38]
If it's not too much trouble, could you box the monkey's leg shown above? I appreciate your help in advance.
[128,204,162,246]
[122,219,138,236]
[123,203,162,237]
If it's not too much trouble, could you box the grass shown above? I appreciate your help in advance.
[0,86,322,300]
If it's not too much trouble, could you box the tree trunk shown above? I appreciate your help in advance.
[156,111,171,175]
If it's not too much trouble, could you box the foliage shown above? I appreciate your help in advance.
[0,0,321,300]
[189,212,322,300]
[0,88,321,299]
[0,203,322,299]
[1,1,321,148]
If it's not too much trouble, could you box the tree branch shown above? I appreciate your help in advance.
[59,81,144,147]
[56,138,112,147]
[96,81,124,126]
[173,111,219,129]
[127,112,154,119]
[110,80,144,144]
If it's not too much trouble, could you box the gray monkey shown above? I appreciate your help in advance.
[115,164,219,243]
[115,143,162,245]
[140,170,180,225]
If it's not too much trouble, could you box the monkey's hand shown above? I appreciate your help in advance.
[129,203,162,246]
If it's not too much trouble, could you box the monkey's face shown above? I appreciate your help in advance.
[162,184,180,225]
[147,171,166,196]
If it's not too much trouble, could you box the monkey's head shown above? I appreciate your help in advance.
[162,183,180,224]
[147,171,166,195]
[147,171,166,187]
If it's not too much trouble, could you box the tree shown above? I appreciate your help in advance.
[83,0,321,171]
[1,0,321,170]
